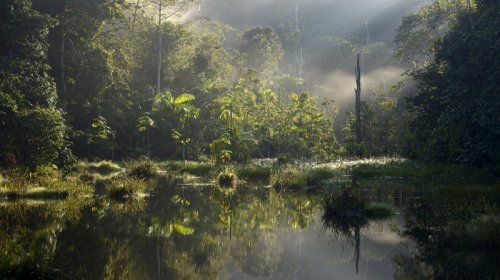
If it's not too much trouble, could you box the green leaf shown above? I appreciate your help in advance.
[174,93,195,105]
[173,223,194,235]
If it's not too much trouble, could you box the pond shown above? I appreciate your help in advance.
[1,177,499,279]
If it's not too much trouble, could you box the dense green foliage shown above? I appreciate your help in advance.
[0,0,73,169]
[408,1,500,166]
[0,0,499,171]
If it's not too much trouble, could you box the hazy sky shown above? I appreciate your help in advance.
[192,0,419,45]
[187,0,421,118]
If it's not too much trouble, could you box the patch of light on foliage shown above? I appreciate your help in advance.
[315,157,407,170]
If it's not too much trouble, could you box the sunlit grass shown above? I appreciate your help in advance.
[86,160,123,174]
[0,167,92,199]
[106,176,153,199]
[124,159,158,179]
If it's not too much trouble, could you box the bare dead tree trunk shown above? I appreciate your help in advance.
[131,0,141,34]
[60,28,66,109]
[355,53,362,144]
[157,0,162,94]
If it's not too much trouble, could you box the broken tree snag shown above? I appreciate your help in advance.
[355,53,362,144]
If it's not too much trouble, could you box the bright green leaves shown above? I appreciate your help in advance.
[153,91,198,120]
[136,115,155,133]
[173,93,195,105]
[91,116,114,140]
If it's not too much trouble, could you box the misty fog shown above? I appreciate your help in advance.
[186,0,420,119]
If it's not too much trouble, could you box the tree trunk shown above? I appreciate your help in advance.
[355,53,362,144]
[60,28,66,109]
[157,0,162,94]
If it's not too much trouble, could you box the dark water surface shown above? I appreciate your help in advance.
[1,177,499,279]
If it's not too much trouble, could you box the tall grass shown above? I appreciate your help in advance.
[0,167,92,199]
[124,160,158,179]
[106,177,152,199]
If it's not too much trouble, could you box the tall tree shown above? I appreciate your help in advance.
[408,0,500,166]
[0,0,73,168]
[150,0,195,93]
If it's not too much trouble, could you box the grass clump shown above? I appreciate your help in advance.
[271,167,307,191]
[124,160,158,179]
[86,160,123,175]
[106,177,152,199]
[163,161,215,177]
[218,170,237,188]
[362,202,396,219]
[237,165,271,182]
[0,167,92,199]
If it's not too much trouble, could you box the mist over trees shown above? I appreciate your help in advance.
[0,0,499,169]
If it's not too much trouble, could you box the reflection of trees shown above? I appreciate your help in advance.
[321,188,397,274]
[396,196,500,280]
[0,198,88,278]
[1,181,331,279]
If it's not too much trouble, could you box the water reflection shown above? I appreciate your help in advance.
[0,178,498,279]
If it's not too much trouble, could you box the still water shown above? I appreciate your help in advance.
[1,177,499,279]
